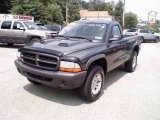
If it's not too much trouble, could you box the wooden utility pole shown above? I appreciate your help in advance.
[122,0,126,29]
[66,0,68,22]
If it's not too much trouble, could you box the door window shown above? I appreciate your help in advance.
[112,25,121,38]
[1,21,12,29]
[13,22,24,30]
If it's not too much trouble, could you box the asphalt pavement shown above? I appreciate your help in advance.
[0,43,160,120]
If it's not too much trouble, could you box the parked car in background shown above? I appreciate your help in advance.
[125,28,140,36]
[125,28,159,43]
[45,24,63,33]
[0,20,57,45]
[35,23,48,30]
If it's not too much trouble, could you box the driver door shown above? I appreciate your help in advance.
[11,22,27,43]
[106,25,127,71]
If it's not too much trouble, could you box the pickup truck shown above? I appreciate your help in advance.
[15,20,142,102]
[0,20,57,46]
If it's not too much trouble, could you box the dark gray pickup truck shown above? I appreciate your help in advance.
[15,20,142,102]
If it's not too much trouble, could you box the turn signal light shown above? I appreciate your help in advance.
[59,61,81,73]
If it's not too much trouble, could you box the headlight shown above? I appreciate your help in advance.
[59,61,81,73]
[45,33,51,39]
[17,51,22,60]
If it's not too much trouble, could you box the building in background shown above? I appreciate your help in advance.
[79,10,112,20]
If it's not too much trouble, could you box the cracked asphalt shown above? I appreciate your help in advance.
[0,43,160,120]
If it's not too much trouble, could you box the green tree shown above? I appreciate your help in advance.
[80,1,90,9]
[124,12,138,28]
[0,0,12,13]
[114,0,123,25]
[46,4,64,24]
[11,0,48,23]
[68,0,80,22]
[88,0,114,15]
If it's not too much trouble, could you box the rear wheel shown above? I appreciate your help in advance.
[27,79,41,85]
[141,36,144,42]
[125,51,137,72]
[79,65,104,102]
[155,37,159,43]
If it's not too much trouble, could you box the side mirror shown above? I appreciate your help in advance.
[109,35,120,42]
[19,27,25,31]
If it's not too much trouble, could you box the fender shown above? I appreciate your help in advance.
[85,54,107,70]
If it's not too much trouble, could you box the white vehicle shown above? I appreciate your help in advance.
[0,14,57,45]
[125,28,159,43]
[125,28,140,36]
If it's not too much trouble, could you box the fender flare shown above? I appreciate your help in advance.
[85,54,107,70]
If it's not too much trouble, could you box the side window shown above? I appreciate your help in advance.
[1,21,12,29]
[112,25,121,38]
[143,30,149,33]
[139,30,144,33]
[13,22,24,30]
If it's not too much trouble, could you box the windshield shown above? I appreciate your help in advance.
[23,22,39,30]
[46,25,61,31]
[37,25,48,30]
[58,22,107,41]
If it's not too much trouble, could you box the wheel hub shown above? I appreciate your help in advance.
[91,73,102,95]
[132,55,137,68]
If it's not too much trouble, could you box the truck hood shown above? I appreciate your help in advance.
[23,39,105,57]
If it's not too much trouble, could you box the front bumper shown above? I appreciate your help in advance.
[15,60,87,89]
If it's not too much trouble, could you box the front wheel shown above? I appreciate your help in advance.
[79,65,105,102]
[30,38,40,44]
[155,37,159,43]
[125,51,137,72]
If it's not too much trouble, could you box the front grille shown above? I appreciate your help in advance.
[21,51,59,71]
[26,72,52,82]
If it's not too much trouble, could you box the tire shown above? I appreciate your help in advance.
[28,79,41,85]
[30,38,40,44]
[79,65,105,102]
[125,51,138,73]
[155,37,159,43]
[141,36,144,42]
[7,43,14,46]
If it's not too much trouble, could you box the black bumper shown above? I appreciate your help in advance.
[15,60,87,89]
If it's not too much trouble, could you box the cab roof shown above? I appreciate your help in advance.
[74,19,119,24]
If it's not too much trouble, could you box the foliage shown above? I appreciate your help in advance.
[11,0,48,23]
[137,25,160,33]
[46,4,64,24]
[124,12,138,28]
[10,0,80,24]
[0,0,12,14]
[114,0,123,25]
[84,0,114,15]
[68,0,80,22]
[2,0,138,27]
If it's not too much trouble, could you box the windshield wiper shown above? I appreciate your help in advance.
[69,36,92,42]
[57,35,70,39]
